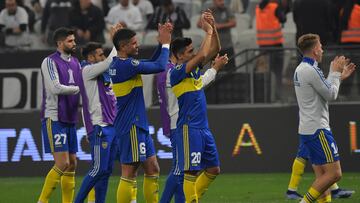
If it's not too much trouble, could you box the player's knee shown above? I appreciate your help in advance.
[56,161,70,171]
[67,161,77,171]
[206,167,220,176]
[147,161,160,175]
[332,170,342,183]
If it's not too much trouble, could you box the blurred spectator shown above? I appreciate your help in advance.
[70,0,105,45]
[255,0,286,102]
[146,0,190,38]
[149,0,159,8]
[242,0,249,12]
[339,0,360,97]
[30,0,42,33]
[132,0,153,28]
[0,0,29,47]
[91,0,110,15]
[106,0,143,31]
[41,0,72,45]
[199,0,236,70]
[172,0,192,18]
[230,0,244,13]
[17,0,35,32]
[293,0,336,46]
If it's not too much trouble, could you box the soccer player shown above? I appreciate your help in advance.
[286,144,355,199]
[38,27,82,203]
[294,33,356,203]
[74,24,122,203]
[109,23,172,203]
[157,37,227,202]
[169,11,224,202]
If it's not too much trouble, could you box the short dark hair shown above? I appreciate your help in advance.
[112,28,137,51]
[170,37,192,58]
[53,27,75,45]
[162,0,173,6]
[82,42,103,59]
[297,33,320,54]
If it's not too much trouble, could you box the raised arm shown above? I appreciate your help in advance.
[41,58,80,95]
[202,10,221,66]
[82,47,117,80]
[185,12,213,73]
[82,24,123,80]
[135,23,172,74]
[135,45,170,74]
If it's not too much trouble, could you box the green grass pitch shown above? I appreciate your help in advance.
[1,173,359,202]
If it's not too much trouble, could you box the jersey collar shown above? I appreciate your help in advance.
[302,56,318,67]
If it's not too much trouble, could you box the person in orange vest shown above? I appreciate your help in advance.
[255,0,286,102]
[339,0,360,98]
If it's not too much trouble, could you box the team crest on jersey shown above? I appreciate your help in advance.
[175,64,182,70]
[102,142,108,149]
[131,59,140,66]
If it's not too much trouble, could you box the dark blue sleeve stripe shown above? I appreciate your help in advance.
[312,66,330,89]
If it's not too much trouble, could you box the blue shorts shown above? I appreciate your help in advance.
[176,125,220,171]
[300,129,340,165]
[118,125,155,164]
[296,137,310,160]
[41,118,78,154]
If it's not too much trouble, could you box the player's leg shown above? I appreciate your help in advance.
[61,124,78,203]
[62,153,77,203]
[300,130,342,203]
[142,127,160,203]
[95,126,119,203]
[75,126,115,203]
[38,151,69,203]
[160,129,182,203]
[312,165,331,203]
[38,119,70,203]
[178,125,203,203]
[118,163,139,203]
[87,188,95,203]
[286,140,309,199]
[196,128,220,199]
[117,126,140,203]
[174,174,185,203]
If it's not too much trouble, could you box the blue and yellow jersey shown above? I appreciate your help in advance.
[170,63,208,129]
[109,45,169,134]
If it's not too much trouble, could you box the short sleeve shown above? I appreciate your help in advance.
[170,63,187,87]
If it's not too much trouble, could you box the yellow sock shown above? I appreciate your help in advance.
[329,183,339,191]
[196,171,217,199]
[61,171,75,203]
[131,181,137,203]
[184,174,198,203]
[317,194,331,203]
[288,157,306,191]
[117,177,137,203]
[87,188,95,203]
[143,174,159,203]
[38,166,63,203]
[303,187,321,203]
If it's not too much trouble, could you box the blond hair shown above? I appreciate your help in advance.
[297,34,320,54]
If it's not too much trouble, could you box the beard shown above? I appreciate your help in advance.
[63,46,76,55]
